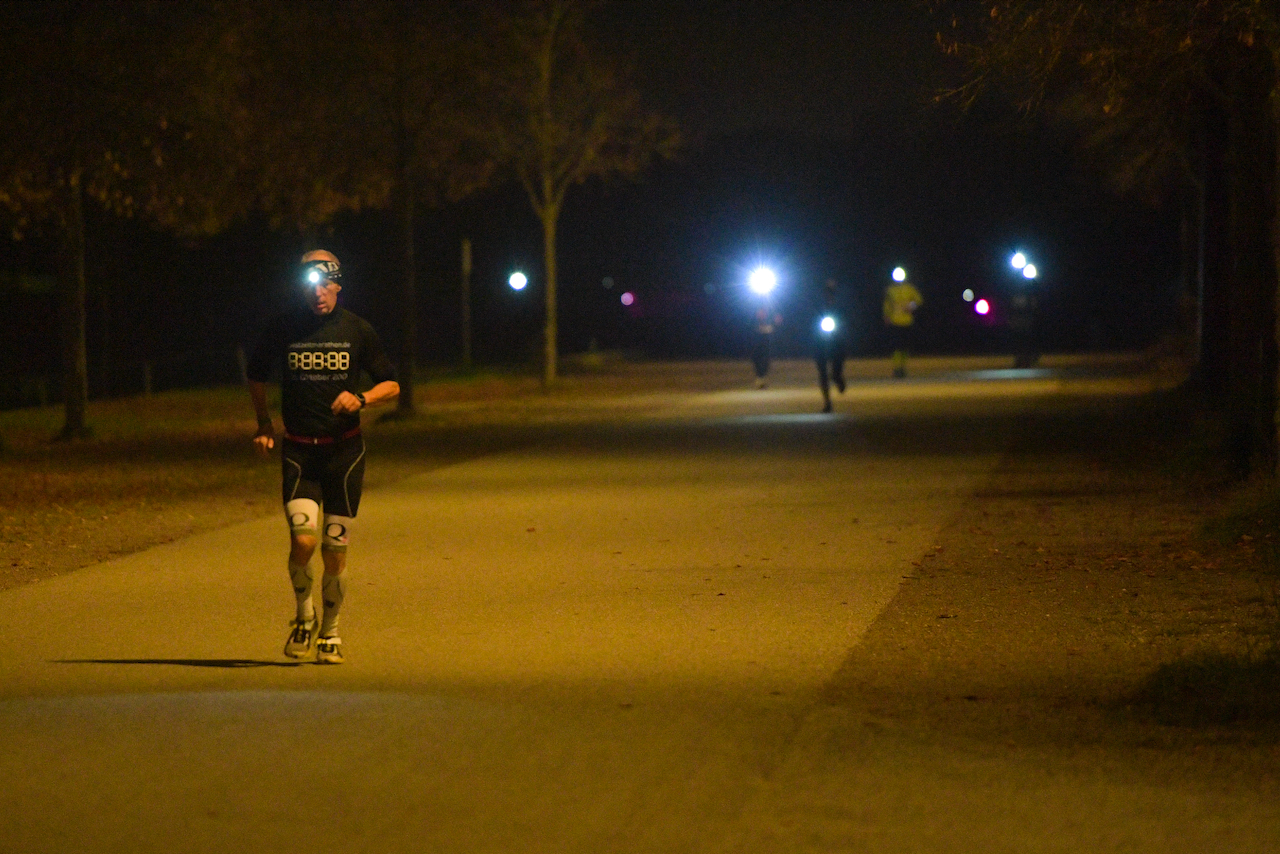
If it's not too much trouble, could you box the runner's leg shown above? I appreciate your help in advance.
[282,445,324,622]
[832,342,846,393]
[815,350,831,411]
[318,437,365,641]
[285,498,320,622]
[319,515,350,637]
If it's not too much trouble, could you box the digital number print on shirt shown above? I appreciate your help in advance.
[288,350,350,372]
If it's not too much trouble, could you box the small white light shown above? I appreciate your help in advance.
[820,315,836,334]
[962,288,975,302]
[975,298,990,316]
[748,267,777,295]
[508,272,528,290]
[892,267,906,282]
[1022,264,1037,279]
[1011,252,1027,270]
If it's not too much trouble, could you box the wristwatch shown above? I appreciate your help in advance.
[354,391,367,408]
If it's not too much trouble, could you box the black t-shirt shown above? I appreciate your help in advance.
[247,306,396,437]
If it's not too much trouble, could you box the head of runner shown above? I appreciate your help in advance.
[300,250,342,317]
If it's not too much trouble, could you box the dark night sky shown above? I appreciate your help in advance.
[596,1,946,138]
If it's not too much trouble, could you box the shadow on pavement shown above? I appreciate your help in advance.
[1130,652,1280,727]
[54,658,304,668]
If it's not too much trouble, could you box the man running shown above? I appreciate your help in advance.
[814,279,847,413]
[247,249,399,664]
[883,268,923,378]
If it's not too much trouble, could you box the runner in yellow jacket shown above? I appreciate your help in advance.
[883,271,923,378]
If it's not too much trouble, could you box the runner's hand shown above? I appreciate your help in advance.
[332,391,363,414]
[253,424,275,457]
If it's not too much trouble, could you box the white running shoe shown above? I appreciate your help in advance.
[316,635,343,665]
[284,617,318,659]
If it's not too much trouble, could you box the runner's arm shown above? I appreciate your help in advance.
[249,380,275,455]
[331,380,399,415]
[331,319,399,415]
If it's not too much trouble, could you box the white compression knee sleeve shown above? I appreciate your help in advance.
[285,499,320,538]
[322,514,353,552]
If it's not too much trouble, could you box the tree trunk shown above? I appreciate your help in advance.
[1224,41,1278,477]
[1199,86,1232,404]
[99,273,110,398]
[541,194,559,388]
[395,181,417,415]
[1274,90,1280,478]
[58,174,90,440]
[461,236,472,369]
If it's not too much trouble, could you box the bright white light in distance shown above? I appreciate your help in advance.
[820,315,836,333]
[748,266,777,295]
[1011,252,1027,270]
[975,298,990,315]
[892,267,906,282]
[1022,264,1038,279]
[962,288,975,302]
[508,271,528,290]
[620,291,635,306]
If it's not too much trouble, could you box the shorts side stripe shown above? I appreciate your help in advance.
[341,441,366,517]
[284,456,304,502]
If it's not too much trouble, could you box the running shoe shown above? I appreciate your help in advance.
[284,617,318,659]
[316,635,343,665]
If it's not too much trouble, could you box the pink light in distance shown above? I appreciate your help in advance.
[620,291,635,306]
[974,298,990,316]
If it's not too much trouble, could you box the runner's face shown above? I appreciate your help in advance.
[307,279,341,316]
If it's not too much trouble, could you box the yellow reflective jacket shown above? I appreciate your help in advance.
[883,282,923,327]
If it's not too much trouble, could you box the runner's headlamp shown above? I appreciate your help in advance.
[820,315,837,334]
[301,259,341,286]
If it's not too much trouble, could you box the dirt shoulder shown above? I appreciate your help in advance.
[825,397,1280,754]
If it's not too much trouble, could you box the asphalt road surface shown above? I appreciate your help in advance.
[3,357,1254,853]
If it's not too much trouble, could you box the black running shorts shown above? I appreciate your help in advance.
[281,434,366,518]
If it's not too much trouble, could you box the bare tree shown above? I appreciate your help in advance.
[486,0,679,386]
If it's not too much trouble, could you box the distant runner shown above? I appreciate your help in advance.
[883,268,923,378]
[814,279,847,413]
[751,305,782,388]
[247,249,399,664]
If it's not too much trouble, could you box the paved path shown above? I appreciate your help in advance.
[9,359,1261,853]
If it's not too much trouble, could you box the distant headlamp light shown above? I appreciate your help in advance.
[820,315,837,334]
[301,259,341,286]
